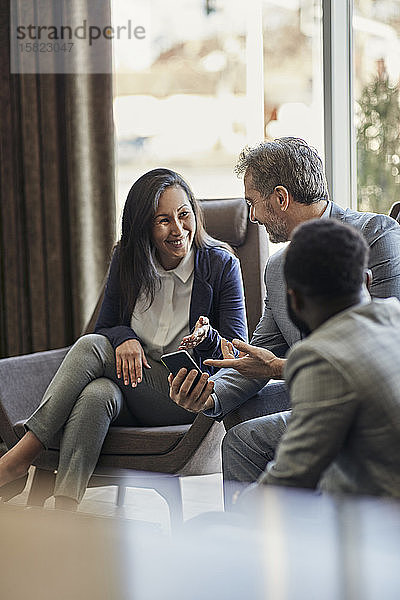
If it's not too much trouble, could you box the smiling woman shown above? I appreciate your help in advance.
[0,168,248,509]
[151,186,196,270]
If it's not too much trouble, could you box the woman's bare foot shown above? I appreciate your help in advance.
[0,431,44,487]
[0,459,28,488]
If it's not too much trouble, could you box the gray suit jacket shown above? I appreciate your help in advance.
[210,201,400,418]
[260,299,400,497]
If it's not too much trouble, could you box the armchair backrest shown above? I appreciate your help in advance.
[198,198,268,336]
[389,202,400,223]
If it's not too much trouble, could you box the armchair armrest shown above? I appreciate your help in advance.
[0,347,69,447]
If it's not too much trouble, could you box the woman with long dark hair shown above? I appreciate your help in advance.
[0,168,247,509]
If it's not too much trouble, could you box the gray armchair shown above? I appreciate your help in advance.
[389,201,400,222]
[0,198,268,525]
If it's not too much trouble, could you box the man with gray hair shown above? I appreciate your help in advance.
[168,137,400,497]
[227,219,400,498]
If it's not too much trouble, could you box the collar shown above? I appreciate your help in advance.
[320,200,332,219]
[154,248,195,283]
[310,298,372,336]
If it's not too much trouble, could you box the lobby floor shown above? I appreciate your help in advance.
[7,467,224,532]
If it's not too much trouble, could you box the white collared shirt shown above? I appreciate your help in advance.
[130,249,195,361]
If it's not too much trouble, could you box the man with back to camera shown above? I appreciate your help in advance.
[224,219,400,498]
[167,137,400,497]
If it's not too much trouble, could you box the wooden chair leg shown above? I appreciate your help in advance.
[27,468,56,507]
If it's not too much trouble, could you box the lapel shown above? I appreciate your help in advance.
[189,248,213,329]
[269,250,302,347]
[272,202,350,348]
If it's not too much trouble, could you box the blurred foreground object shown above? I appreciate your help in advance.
[1,485,399,600]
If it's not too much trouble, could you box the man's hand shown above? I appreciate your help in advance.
[168,368,215,413]
[115,339,151,387]
[204,339,286,380]
[179,316,210,350]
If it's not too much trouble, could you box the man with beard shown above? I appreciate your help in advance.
[223,219,400,498]
[168,138,400,500]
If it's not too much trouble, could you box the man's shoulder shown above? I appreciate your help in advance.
[265,245,288,272]
[330,203,400,241]
[286,299,400,378]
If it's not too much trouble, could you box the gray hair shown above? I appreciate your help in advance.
[235,137,329,204]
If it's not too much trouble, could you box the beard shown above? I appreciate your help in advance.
[267,225,289,244]
[263,204,289,243]
[286,292,312,337]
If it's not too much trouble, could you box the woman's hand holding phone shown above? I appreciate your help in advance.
[168,369,215,413]
[161,350,214,412]
[115,339,151,387]
[179,316,210,350]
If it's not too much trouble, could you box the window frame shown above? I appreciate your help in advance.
[322,0,356,210]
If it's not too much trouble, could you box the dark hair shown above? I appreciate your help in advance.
[284,219,369,297]
[235,137,329,204]
[117,168,228,318]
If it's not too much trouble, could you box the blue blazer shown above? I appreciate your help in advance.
[95,245,248,374]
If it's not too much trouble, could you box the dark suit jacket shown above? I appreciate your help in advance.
[95,245,248,374]
[211,201,400,417]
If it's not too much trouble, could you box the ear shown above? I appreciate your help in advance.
[365,268,372,291]
[287,287,304,311]
[274,186,290,212]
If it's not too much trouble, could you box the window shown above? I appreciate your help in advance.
[111,0,324,231]
[263,0,324,157]
[354,0,400,214]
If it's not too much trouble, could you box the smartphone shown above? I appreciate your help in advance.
[161,350,202,391]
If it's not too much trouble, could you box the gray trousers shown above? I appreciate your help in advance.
[223,380,291,430]
[26,334,194,502]
[222,382,292,509]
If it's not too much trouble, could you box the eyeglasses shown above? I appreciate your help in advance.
[246,198,261,224]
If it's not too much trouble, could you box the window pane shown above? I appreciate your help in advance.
[112,0,324,230]
[263,0,324,158]
[354,0,400,214]
[262,0,323,255]
[112,0,259,225]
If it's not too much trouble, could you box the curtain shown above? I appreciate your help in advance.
[0,0,115,357]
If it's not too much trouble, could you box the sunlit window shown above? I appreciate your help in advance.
[111,0,323,234]
[263,0,324,157]
[354,0,400,214]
